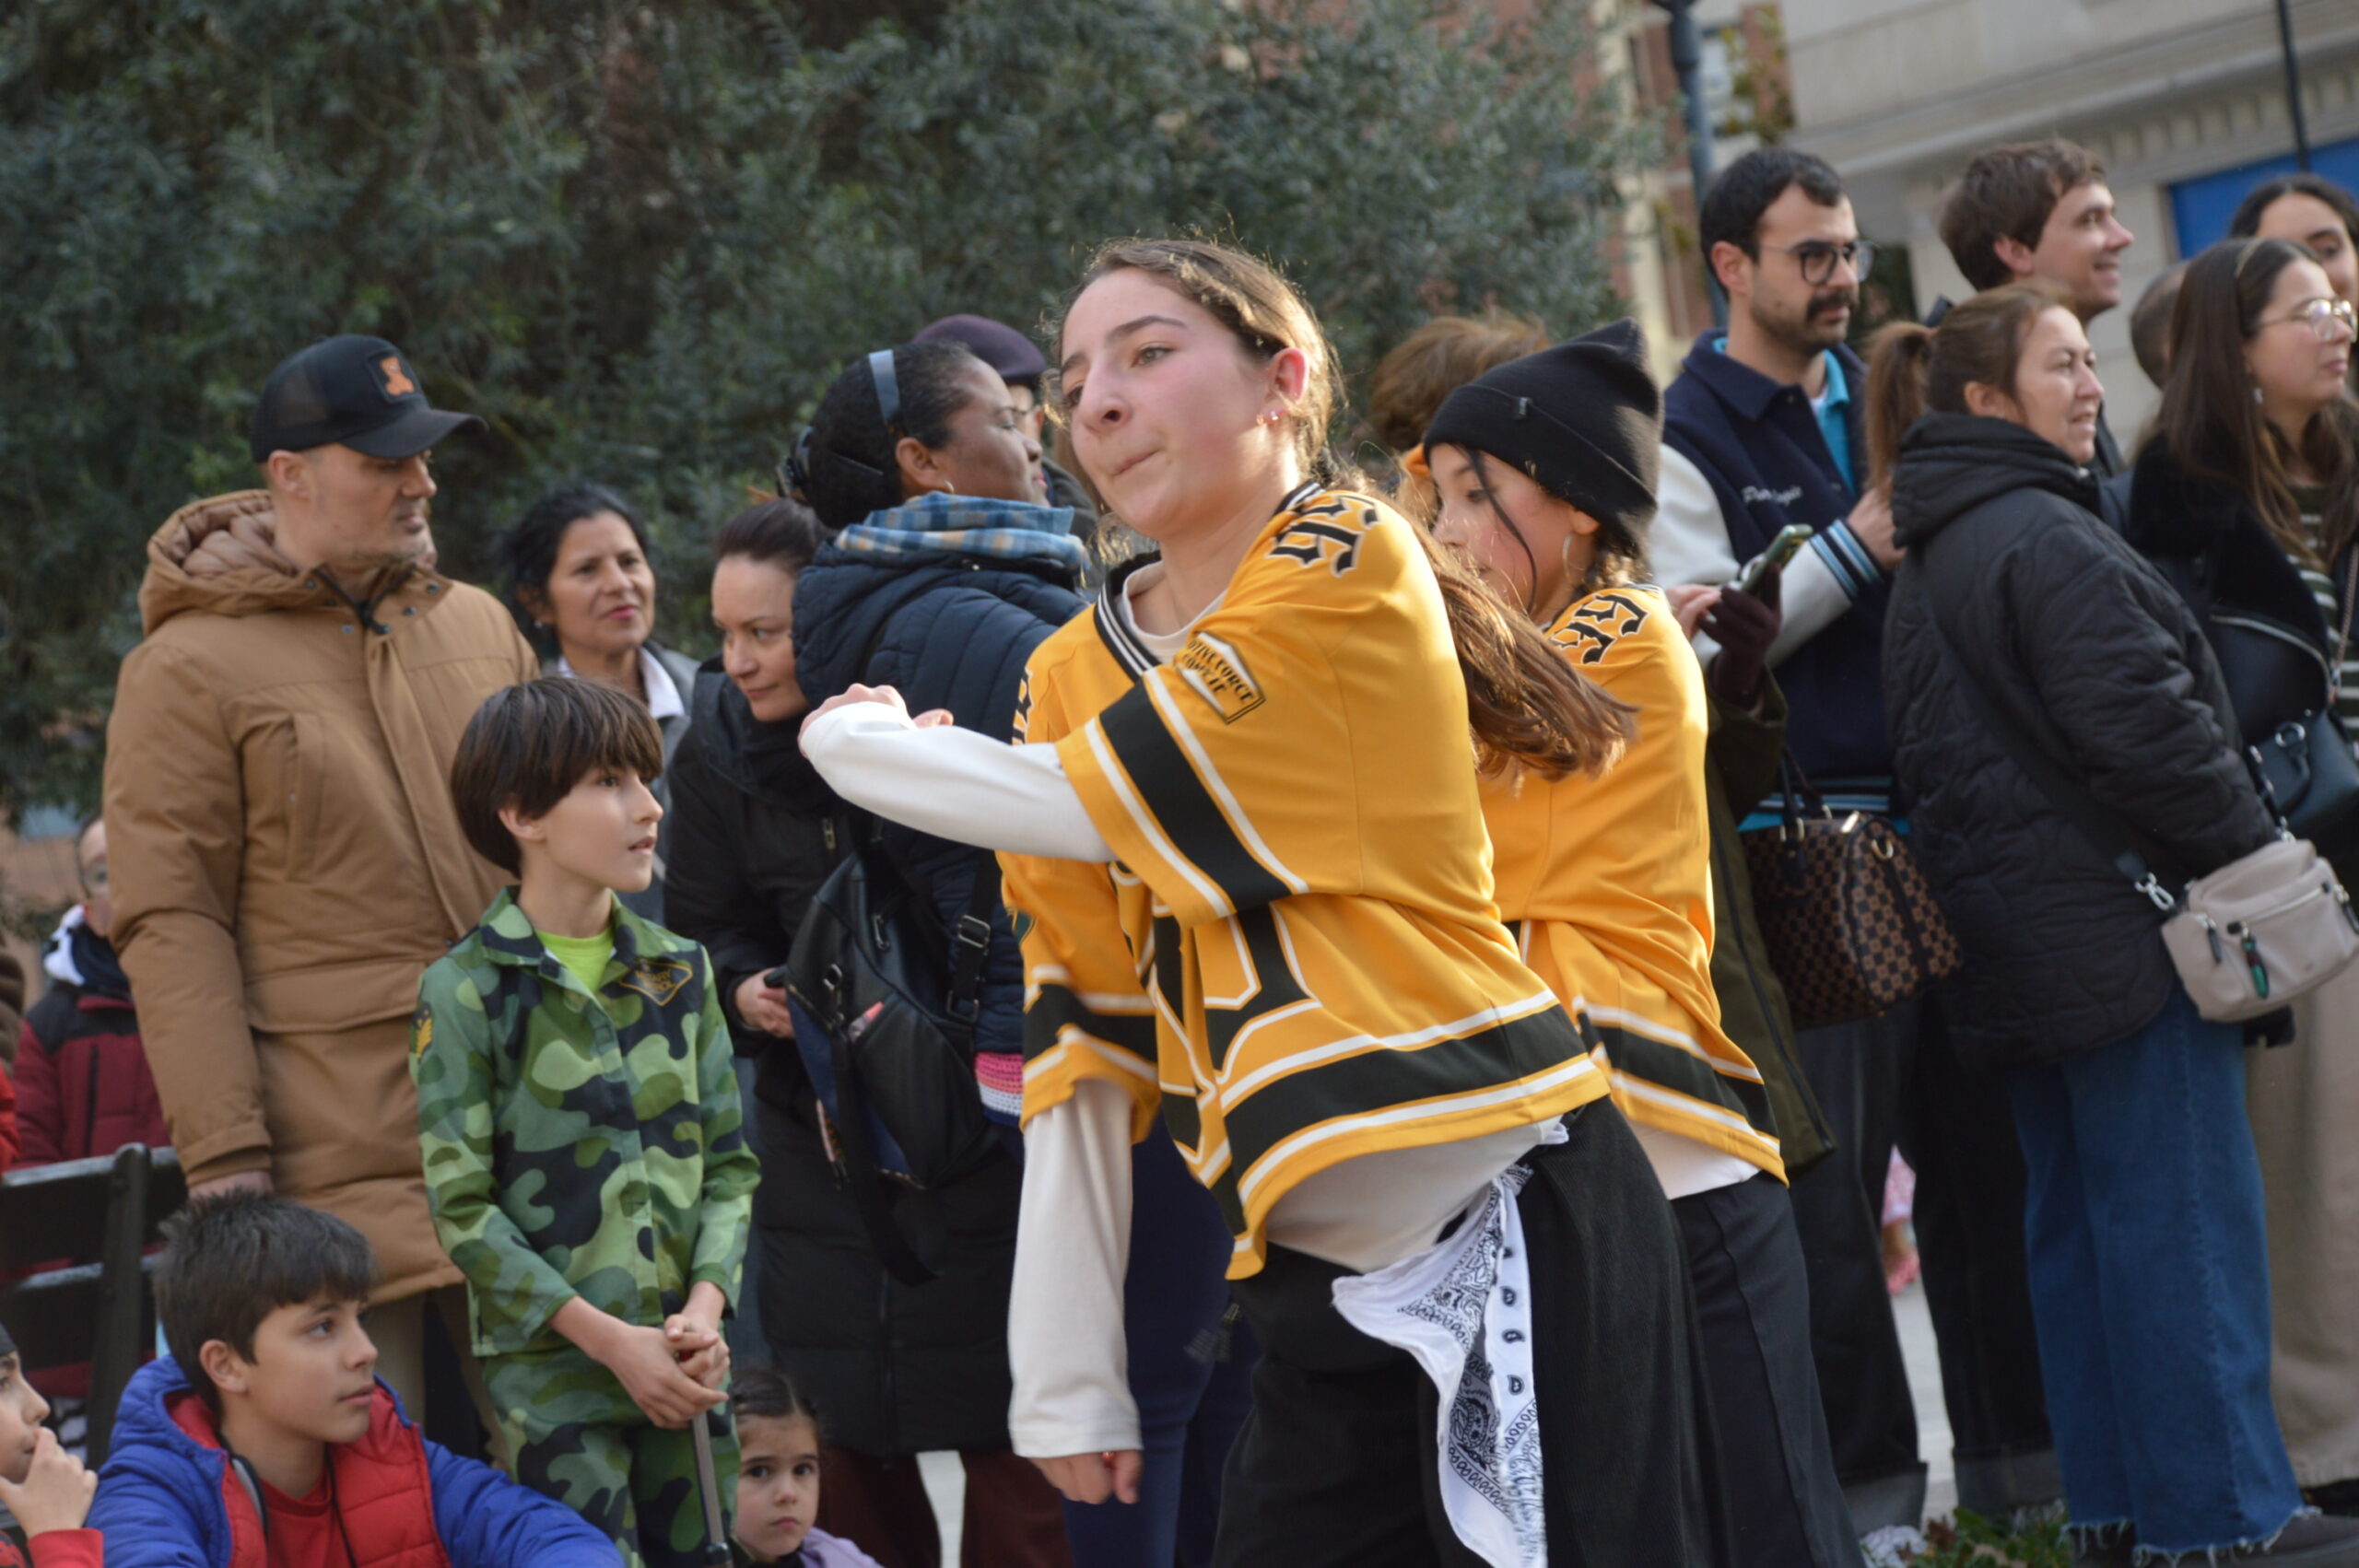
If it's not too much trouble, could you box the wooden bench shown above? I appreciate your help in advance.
[0,1145,186,1464]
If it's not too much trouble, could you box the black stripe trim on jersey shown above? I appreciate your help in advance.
[1160,1091,1203,1152]
[1216,1004,1589,1199]
[1201,906,1311,1074]
[1024,982,1158,1069]
[1098,684,1292,915]
[1150,914,1188,1034]
[1590,1022,1777,1136]
[1091,554,1165,681]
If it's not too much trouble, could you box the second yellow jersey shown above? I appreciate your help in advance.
[1483,585,1785,1178]
[1000,486,1609,1278]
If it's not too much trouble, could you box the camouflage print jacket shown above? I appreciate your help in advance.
[411,888,758,1358]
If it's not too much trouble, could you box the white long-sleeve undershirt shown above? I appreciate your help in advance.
[801,703,1114,861]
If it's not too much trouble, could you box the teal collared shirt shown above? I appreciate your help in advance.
[1813,350,1855,492]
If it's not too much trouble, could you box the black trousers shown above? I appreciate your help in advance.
[1895,999,2058,1516]
[1676,1175,1865,1568]
[1786,1004,1926,1531]
[1213,1103,1727,1568]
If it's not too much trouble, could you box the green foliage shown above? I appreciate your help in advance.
[0,0,1650,818]
[1907,1509,2076,1568]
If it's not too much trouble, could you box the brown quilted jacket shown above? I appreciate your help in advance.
[103,491,537,1299]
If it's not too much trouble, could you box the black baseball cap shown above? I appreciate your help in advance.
[249,334,485,463]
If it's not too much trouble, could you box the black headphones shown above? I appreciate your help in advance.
[781,347,901,500]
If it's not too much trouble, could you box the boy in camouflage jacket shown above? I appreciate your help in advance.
[413,678,759,1568]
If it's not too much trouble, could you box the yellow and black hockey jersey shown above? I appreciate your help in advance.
[1000,486,1607,1278]
[1484,584,1784,1177]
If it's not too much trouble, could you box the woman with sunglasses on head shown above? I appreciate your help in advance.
[1424,322,1859,1568]
[798,239,1723,1567]
[2118,236,2359,1517]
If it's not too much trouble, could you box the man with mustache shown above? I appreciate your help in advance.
[102,334,538,1435]
[1938,138,2137,474]
[1650,146,1932,1550]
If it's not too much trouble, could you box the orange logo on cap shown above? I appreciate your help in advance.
[378,357,416,397]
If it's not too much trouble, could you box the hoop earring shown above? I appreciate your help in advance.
[2254,385,2267,405]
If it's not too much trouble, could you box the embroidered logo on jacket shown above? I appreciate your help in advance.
[1176,633,1265,723]
[619,957,695,1008]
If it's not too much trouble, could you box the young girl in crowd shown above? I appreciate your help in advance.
[1873,280,2359,1565]
[1421,322,1857,1568]
[730,1368,886,1568]
[799,238,1720,1567]
[2119,236,2359,1514]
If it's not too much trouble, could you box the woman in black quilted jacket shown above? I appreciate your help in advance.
[1871,281,2353,1566]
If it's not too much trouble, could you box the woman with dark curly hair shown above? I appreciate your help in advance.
[493,484,699,919]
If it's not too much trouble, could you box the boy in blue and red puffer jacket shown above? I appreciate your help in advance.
[87,1193,619,1568]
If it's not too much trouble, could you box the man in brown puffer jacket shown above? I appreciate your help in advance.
[102,335,538,1420]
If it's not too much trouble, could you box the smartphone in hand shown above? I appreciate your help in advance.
[1732,524,1814,595]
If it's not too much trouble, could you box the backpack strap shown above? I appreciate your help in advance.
[844,597,1007,1036]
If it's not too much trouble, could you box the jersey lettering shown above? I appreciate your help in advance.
[1265,497,1377,575]
[1555,591,1651,664]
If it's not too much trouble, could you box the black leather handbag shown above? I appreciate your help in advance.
[778,835,1005,1284]
[2219,554,2359,859]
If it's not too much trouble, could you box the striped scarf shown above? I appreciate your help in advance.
[835,492,1086,573]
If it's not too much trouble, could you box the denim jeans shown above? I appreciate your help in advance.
[2007,986,2302,1554]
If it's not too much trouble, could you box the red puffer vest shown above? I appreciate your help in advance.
[169,1387,453,1568]
[13,985,166,1165]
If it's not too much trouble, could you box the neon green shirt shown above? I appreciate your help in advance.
[535,927,616,1006]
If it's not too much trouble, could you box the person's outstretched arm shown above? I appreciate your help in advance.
[801,695,1113,860]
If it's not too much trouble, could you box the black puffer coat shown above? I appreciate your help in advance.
[792,542,1086,1061]
[663,666,1027,1458]
[1884,415,2275,1070]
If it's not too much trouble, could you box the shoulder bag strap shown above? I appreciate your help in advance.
[943,853,1003,1036]
[2335,548,2358,703]
[1915,539,2180,914]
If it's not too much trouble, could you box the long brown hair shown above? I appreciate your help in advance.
[1051,239,1630,778]
[1863,280,2071,486]
[2154,237,2359,566]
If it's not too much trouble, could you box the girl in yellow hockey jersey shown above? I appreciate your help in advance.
[798,241,1724,1567]
[1422,324,1856,1568]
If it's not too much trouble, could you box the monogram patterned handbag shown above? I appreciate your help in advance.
[1740,760,1963,1029]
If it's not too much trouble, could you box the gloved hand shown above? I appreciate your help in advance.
[1702,567,1783,705]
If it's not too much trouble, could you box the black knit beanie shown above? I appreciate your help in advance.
[1422,318,1662,537]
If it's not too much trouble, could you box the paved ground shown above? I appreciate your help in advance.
[912,1273,1966,1553]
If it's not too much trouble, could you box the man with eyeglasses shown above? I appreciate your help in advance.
[1940,139,2137,474]
[1653,146,1935,1552]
